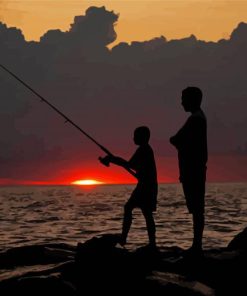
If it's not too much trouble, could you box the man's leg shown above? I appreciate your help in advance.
[182,181,205,253]
[192,178,205,251]
[142,209,156,247]
[192,211,204,250]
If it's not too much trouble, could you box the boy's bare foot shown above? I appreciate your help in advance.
[117,234,127,247]
[145,243,158,251]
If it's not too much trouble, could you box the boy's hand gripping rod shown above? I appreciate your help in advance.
[0,64,137,178]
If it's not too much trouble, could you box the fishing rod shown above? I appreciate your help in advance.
[0,63,137,178]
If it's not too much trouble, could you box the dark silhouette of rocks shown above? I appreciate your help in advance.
[1,229,247,295]
[0,243,75,269]
[227,226,247,250]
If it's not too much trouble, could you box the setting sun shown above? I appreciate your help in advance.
[71,179,104,186]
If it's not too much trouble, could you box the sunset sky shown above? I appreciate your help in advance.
[0,1,247,185]
[1,1,247,44]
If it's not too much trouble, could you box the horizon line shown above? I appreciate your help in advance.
[0,181,247,187]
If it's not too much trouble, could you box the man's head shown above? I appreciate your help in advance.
[134,126,150,145]
[181,87,203,112]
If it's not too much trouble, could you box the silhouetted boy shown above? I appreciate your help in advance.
[100,126,158,248]
[170,87,207,254]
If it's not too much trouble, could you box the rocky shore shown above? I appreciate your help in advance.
[1,228,247,295]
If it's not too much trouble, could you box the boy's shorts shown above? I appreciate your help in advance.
[126,185,157,212]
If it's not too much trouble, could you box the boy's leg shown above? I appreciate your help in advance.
[120,200,135,245]
[142,209,156,247]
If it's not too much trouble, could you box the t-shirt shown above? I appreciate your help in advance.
[129,144,158,189]
[172,109,208,181]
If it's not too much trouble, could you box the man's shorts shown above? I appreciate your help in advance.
[182,178,205,214]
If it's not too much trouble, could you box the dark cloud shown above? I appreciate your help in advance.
[0,6,246,181]
[232,142,247,156]
[69,6,118,46]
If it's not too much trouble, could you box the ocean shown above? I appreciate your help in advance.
[0,183,246,251]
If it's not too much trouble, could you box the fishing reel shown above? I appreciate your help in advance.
[99,155,111,167]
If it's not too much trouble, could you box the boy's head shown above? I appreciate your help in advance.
[181,87,203,112]
[134,126,150,145]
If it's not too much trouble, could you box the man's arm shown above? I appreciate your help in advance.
[170,115,200,150]
[170,135,179,148]
[170,123,187,149]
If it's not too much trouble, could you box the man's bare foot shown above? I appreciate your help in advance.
[182,245,204,257]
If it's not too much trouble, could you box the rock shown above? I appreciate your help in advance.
[15,273,75,295]
[75,234,140,293]
[227,227,247,250]
[146,271,215,296]
[0,243,75,269]
[1,231,247,295]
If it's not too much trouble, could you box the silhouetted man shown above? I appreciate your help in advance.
[170,87,207,254]
[100,126,158,248]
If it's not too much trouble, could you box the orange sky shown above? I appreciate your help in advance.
[1,1,247,46]
[0,155,246,186]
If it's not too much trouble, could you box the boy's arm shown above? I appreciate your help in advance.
[99,155,138,178]
[111,156,130,168]
[112,156,139,179]
[99,155,131,169]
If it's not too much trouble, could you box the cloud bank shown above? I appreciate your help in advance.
[0,6,246,183]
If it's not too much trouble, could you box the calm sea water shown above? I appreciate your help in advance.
[0,183,246,251]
